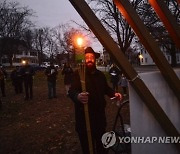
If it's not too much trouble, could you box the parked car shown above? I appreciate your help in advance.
[40,62,59,69]
[54,64,59,68]
[31,64,45,71]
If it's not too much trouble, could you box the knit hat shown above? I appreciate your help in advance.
[84,47,100,58]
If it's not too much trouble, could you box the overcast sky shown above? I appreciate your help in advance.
[8,0,84,27]
[7,0,102,51]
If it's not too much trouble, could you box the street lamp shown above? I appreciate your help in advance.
[138,54,143,65]
[139,54,143,59]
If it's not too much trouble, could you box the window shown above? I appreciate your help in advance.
[13,58,21,63]
[145,58,148,63]
[30,52,37,56]
[176,55,179,62]
[16,51,23,55]
[2,58,8,63]
[167,56,170,62]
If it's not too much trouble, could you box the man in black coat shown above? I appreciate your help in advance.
[45,62,58,99]
[11,66,23,94]
[109,63,121,92]
[61,63,73,95]
[0,65,7,97]
[69,47,122,154]
[21,61,35,100]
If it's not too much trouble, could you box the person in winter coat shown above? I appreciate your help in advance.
[21,61,35,100]
[69,47,122,154]
[11,66,23,94]
[0,65,7,97]
[109,63,121,92]
[119,73,128,96]
[45,62,58,99]
[61,63,73,95]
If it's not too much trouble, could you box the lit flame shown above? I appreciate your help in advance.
[77,37,83,47]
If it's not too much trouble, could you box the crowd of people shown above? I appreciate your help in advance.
[0,61,72,100]
[0,58,127,102]
[0,47,128,154]
[0,62,35,101]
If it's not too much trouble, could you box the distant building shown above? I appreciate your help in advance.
[1,49,38,66]
[98,49,111,66]
[0,37,39,66]
[139,48,180,65]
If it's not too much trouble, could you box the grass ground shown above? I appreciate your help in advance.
[0,70,129,154]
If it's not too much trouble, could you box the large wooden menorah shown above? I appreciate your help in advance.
[69,0,180,152]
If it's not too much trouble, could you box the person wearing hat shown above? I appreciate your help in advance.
[69,47,122,154]
[109,63,121,92]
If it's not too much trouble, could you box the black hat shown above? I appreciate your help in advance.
[85,47,100,58]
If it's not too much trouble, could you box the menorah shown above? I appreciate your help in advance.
[69,0,180,153]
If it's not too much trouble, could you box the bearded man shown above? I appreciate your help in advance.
[69,47,122,154]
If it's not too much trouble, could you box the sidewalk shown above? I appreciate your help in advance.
[97,64,180,73]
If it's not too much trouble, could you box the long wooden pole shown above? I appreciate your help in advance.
[149,0,180,49]
[113,0,180,102]
[78,62,94,154]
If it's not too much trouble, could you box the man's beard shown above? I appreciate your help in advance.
[86,62,96,73]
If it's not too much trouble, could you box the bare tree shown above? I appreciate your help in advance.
[52,24,68,54]
[0,37,27,66]
[45,28,58,60]
[0,0,34,38]
[85,0,179,66]
[159,0,179,66]
[23,30,33,49]
[137,0,180,66]
[86,0,138,55]
[52,24,89,63]
[32,28,49,65]
[0,0,34,65]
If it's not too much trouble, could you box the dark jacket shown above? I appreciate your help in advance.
[21,65,35,82]
[69,68,115,133]
[11,68,23,84]
[0,67,7,81]
[61,66,73,85]
[45,66,58,83]
[109,66,121,83]
[0,69,3,81]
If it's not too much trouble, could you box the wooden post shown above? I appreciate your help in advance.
[177,0,180,5]
[78,61,94,154]
[113,0,180,102]
[149,0,180,48]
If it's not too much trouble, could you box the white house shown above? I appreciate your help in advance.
[1,49,39,66]
[139,49,180,65]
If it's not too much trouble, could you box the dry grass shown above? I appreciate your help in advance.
[0,70,129,154]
